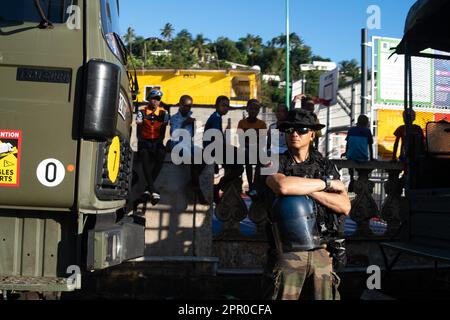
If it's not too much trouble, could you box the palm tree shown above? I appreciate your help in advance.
[161,23,174,41]
[238,34,263,66]
[239,34,262,54]
[339,59,360,80]
[270,33,302,50]
[192,34,210,63]
[133,36,146,60]
[123,27,136,55]
[270,34,285,48]
[289,32,302,50]
[176,29,192,41]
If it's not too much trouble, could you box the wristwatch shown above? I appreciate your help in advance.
[321,177,332,192]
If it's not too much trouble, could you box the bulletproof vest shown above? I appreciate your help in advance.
[140,107,167,140]
[281,152,341,241]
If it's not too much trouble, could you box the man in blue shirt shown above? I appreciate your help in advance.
[204,96,244,202]
[204,96,230,146]
[342,115,374,190]
[344,115,374,161]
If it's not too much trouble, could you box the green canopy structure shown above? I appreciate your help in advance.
[396,0,450,55]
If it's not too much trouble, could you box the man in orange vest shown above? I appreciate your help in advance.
[136,89,169,205]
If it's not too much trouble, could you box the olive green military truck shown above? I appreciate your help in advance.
[0,0,144,296]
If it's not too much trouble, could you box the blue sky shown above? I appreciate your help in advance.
[119,0,416,64]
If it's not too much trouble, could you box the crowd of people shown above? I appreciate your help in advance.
[134,89,329,206]
[135,88,421,206]
[132,85,424,211]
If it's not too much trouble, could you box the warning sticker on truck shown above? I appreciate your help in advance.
[0,130,22,187]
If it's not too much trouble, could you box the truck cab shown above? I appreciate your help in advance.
[0,0,143,295]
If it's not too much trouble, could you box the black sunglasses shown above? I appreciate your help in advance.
[283,127,311,135]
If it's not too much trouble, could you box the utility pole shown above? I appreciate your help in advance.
[326,103,331,157]
[301,73,306,94]
[361,28,368,115]
[286,0,291,108]
[351,83,356,126]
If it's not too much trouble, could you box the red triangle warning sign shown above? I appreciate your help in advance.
[3,159,14,167]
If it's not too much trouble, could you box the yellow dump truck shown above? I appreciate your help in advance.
[135,69,261,107]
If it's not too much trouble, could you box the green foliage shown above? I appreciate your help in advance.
[123,27,136,54]
[214,37,247,64]
[128,55,144,69]
[122,24,356,103]
[168,29,197,68]
[339,59,360,87]
[236,34,263,66]
[261,81,285,111]
[161,23,174,41]
[304,69,322,97]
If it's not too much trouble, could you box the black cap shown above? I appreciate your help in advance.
[279,108,325,131]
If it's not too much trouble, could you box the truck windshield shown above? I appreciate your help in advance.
[0,0,75,24]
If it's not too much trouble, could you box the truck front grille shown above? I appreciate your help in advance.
[95,136,133,201]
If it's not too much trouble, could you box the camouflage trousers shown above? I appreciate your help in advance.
[262,249,341,300]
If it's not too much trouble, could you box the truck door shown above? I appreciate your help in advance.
[0,1,83,208]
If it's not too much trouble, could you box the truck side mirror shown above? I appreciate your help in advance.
[81,60,121,141]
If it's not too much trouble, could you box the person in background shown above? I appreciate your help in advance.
[204,96,230,138]
[268,103,289,155]
[136,89,169,205]
[169,95,207,204]
[204,96,244,203]
[342,115,374,190]
[169,95,196,150]
[237,99,267,197]
[392,109,425,163]
[292,94,322,148]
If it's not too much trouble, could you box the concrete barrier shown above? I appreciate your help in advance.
[144,157,214,258]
